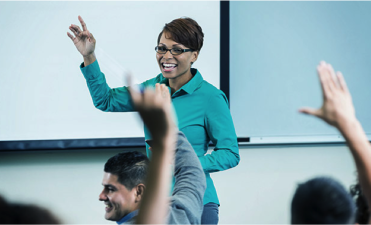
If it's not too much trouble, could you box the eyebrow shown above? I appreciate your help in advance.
[159,43,184,48]
[102,184,116,189]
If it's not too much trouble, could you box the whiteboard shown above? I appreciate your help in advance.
[230,1,371,143]
[0,1,220,143]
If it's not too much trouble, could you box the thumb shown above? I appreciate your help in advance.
[89,32,95,43]
[298,107,320,117]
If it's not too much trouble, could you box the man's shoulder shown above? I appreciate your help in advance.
[116,216,137,225]
[116,210,138,225]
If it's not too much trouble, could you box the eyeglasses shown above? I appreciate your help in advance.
[155,46,193,55]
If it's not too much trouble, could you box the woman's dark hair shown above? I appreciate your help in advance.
[157,17,204,52]
[350,182,370,224]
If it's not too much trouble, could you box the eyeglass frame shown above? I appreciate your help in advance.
[155,46,194,55]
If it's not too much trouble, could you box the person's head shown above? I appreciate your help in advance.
[0,195,60,224]
[156,17,204,79]
[350,182,370,224]
[99,151,149,221]
[291,177,356,224]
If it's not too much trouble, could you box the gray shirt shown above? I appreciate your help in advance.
[118,132,206,225]
[167,131,207,224]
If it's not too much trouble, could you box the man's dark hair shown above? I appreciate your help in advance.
[157,17,204,52]
[291,177,356,224]
[350,182,370,224]
[104,151,149,190]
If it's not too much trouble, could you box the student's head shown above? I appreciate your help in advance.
[350,182,370,224]
[156,17,204,79]
[291,177,356,224]
[99,151,149,221]
[0,195,60,224]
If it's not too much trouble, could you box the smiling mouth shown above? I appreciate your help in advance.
[162,63,177,72]
[105,202,113,212]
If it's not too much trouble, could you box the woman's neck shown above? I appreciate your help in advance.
[168,69,193,94]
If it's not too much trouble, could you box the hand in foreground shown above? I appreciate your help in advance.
[299,61,356,129]
[132,80,176,224]
[127,77,176,148]
[67,16,96,57]
[301,61,371,224]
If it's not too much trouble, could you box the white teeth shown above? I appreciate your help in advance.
[163,63,176,67]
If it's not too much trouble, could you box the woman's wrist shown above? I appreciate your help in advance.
[83,53,96,67]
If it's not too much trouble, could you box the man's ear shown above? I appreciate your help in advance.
[134,184,145,202]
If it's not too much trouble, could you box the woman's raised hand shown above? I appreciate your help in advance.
[67,16,96,57]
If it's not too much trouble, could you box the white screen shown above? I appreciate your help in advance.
[230,1,371,143]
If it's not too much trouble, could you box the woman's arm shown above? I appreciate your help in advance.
[80,61,138,112]
[68,16,157,113]
[202,92,240,173]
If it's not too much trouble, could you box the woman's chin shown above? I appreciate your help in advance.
[161,70,177,79]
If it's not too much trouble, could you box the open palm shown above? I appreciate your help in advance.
[299,61,355,129]
[67,16,95,57]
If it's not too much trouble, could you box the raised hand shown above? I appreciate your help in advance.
[131,81,177,224]
[67,16,96,58]
[299,61,356,129]
[300,62,371,224]
[127,76,176,148]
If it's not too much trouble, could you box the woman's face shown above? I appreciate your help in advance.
[156,32,198,79]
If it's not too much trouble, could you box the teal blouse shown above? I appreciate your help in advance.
[80,60,240,205]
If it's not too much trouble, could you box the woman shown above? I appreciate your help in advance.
[67,16,240,224]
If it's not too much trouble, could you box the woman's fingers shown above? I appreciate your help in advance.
[78,15,88,31]
[70,24,84,37]
[69,25,79,36]
[67,32,75,41]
